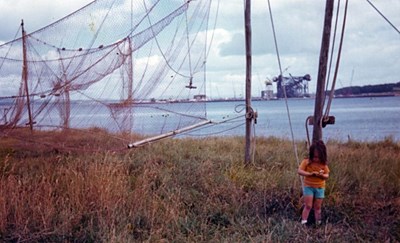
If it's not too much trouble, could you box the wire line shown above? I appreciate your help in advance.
[366,0,400,35]
[267,0,300,168]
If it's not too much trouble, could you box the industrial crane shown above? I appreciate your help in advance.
[272,74,311,98]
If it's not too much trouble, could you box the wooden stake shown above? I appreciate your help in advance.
[21,20,34,131]
[244,0,252,164]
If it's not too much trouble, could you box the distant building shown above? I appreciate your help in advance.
[261,90,274,100]
[193,94,206,101]
[261,79,274,100]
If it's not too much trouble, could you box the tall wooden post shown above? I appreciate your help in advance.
[244,0,252,164]
[312,0,334,143]
[21,20,34,131]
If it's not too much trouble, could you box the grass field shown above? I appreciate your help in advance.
[0,129,399,242]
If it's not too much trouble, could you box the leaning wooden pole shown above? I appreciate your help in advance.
[244,0,252,164]
[312,0,334,143]
[127,120,212,148]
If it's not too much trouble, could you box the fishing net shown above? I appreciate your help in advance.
[0,0,218,151]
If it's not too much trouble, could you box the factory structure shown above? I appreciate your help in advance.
[261,74,311,99]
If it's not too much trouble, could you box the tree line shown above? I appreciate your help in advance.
[334,81,400,96]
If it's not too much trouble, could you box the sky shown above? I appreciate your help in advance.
[0,0,399,99]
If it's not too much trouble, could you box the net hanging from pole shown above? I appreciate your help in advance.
[0,0,217,151]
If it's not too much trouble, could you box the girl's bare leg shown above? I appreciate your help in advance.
[313,198,323,224]
[301,196,314,223]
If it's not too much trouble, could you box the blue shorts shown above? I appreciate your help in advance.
[303,187,325,199]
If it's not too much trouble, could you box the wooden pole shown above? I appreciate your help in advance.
[312,0,334,143]
[244,0,252,164]
[127,120,212,148]
[21,20,34,131]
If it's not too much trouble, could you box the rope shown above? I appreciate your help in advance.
[143,0,192,78]
[302,0,348,148]
[180,104,248,137]
[184,5,194,79]
[305,116,312,147]
[324,0,348,118]
[267,0,301,169]
[251,118,257,165]
[183,121,245,136]
[324,0,341,108]
[366,0,400,35]
[204,0,220,66]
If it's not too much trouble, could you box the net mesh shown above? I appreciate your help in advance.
[0,0,217,150]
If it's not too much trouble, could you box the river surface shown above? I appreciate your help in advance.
[199,96,400,142]
[1,96,399,142]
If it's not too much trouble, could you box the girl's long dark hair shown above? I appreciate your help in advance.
[309,140,328,164]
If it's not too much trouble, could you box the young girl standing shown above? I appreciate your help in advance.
[298,140,330,225]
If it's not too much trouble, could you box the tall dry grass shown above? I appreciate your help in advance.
[0,129,399,242]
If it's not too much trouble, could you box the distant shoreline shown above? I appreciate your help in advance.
[209,92,399,103]
[1,92,398,107]
[333,92,398,98]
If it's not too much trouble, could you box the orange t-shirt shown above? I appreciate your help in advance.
[299,159,330,188]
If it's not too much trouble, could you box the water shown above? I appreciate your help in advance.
[1,96,399,142]
[195,96,400,142]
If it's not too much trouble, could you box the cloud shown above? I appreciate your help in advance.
[0,0,93,41]
[212,0,399,96]
[0,0,399,99]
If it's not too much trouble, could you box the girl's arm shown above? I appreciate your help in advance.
[297,168,313,177]
[315,170,329,179]
[298,168,329,179]
[319,172,329,179]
